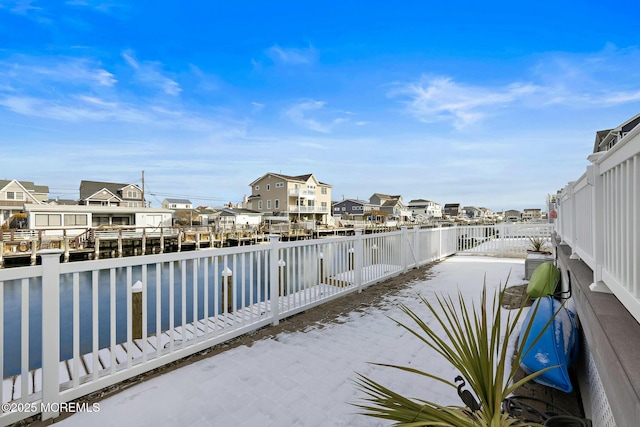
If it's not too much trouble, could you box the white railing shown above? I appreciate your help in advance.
[0,227,459,425]
[455,223,554,257]
[556,123,640,324]
[288,206,329,214]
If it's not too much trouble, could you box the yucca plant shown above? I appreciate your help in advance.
[353,278,556,427]
[528,237,549,253]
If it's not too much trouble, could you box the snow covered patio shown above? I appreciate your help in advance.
[52,255,559,427]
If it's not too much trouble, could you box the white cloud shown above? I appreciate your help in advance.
[266,45,317,65]
[122,50,181,95]
[389,76,538,129]
[0,56,116,88]
[284,100,350,133]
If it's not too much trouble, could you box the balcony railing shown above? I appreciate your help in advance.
[288,205,329,214]
[555,122,640,324]
[288,189,316,198]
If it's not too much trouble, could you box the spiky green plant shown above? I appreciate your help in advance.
[353,279,557,427]
[528,237,549,253]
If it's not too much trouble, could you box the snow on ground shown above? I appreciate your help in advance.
[57,256,526,427]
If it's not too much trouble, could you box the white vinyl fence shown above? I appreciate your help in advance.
[455,223,554,257]
[556,122,640,324]
[0,227,458,425]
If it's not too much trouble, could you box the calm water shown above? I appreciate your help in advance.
[2,257,272,377]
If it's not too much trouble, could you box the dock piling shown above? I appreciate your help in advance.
[222,267,233,313]
[132,280,143,340]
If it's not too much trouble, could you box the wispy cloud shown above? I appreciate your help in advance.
[266,45,317,65]
[391,46,640,129]
[284,100,349,133]
[122,50,181,95]
[389,75,538,129]
[0,56,116,90]
[0,0,41,14]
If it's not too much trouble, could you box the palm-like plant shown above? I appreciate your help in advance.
[353,279,555,427]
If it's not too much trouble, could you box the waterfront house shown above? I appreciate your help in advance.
[407,199,442,221]
[0,179,48,227]
[332,199,376,220]
[503,209,521,222]
[23,204,172,233]
[369,193,411,221]
[443,203,461,218]
[247,173,332,224]
[162,198,193,210]
[217,207,262,230]
[79,180,145,207]
[522,208,543,221]
[462,206,482,219]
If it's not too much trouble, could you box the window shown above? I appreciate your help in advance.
[35,214,61,227]
[267,200,272,209]
[258,201,263,210]
[6,191,22,200]
[128,202,139,207]
[64,215,88,226]
[255,185,260,191]
[266,184,271,191]
[275,199,280,209]
[321,187,327,195]
[354,205,362,211]
[127,190,138,198]
[276,182,284,188]
[342,207,346,211]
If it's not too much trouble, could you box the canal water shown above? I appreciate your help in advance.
[2,256,273,377]
[2,238,381,378]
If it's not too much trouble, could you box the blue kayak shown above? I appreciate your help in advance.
[519,296,578,393]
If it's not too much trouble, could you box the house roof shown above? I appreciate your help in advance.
[249,173,332,187]
[79,180,141,200]
[219,207,261,216]
[371,193,401,200]
[0,179,49,194]
[593,113,640,153]
[164,198,192,204]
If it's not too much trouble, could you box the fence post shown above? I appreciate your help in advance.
[568,182,580,260]
[587,153,610,292]
[269,235,280,325]
[413,226,420,266]
[40,249,63,421]
[354,230,364,292]
[401,226,408,273]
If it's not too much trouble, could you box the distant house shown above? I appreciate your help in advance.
[407,199,442,220]
[369,193,411,220]
[79,180,145,208]
[247,173,332,224]
[504,209,522,222]
[23,204,172,233]
[332,199,376,220]
[443,203,462,218]
[162,198,193,210]
[217,207,262,230]
[522,208,543,221]
[463,206,482,219]
[0,179,49,228]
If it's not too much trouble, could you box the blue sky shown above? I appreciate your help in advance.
[1,1,639,212]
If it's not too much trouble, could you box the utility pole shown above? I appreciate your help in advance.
[142,170,145,208]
